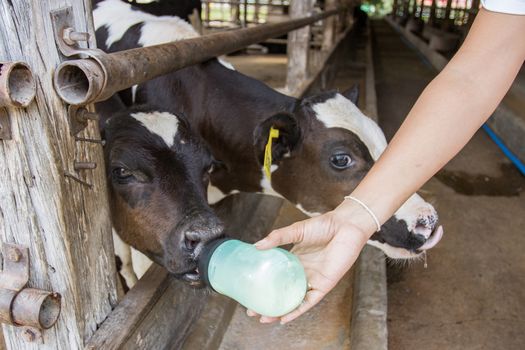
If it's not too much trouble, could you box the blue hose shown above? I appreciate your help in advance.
[482,123,525,176]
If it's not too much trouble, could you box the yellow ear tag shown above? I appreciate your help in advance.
[264,127,280,181]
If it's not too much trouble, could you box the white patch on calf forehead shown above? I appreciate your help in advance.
[313,94,387,160]
[93,0,198,49]
[131,111,179,147]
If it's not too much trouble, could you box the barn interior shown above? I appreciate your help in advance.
[0,1,524,349]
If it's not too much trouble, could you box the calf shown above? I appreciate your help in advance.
[93,0,443,259]
[96,96,224,286]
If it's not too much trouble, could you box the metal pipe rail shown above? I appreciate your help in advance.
[53,8,343,105]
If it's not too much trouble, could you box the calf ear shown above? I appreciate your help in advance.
[342,84,359,106]
[253,112,301,165]
[95,94,127,132]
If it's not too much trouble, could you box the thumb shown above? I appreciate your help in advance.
[254,221,305,250]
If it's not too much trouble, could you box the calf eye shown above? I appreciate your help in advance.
[112,167,135,183]
[330,154,353,170]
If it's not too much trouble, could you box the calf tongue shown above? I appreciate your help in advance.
[418,225,444,251]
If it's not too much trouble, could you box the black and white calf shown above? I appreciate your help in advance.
[96,96,224,287]
[93,0,443,260]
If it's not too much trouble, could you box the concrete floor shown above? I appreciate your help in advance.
[372,20,525,350]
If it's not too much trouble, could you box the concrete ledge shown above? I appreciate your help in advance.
[348,23,388,350]
[386,16,525,164]
[350,246,388,350]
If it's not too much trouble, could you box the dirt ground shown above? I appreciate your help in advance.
[372,20,525,350]
[225,53,288,89]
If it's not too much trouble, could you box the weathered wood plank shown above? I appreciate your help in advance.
[86,194,284,349]
[0,0,117,349]
[85,265,171,349]
[285,0,315,94]
[322,0,337,51]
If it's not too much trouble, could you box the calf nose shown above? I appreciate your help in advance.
[183,218,224,255]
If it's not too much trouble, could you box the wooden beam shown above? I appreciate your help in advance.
[322,0,337,51]
[0,0,117,348]
[392,0,399,17]
[286,0,315,94]
[444,0,453,20]
[411,0,418,16]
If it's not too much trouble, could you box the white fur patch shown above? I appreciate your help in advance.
[394,194,437,234]
[112,230,138,288]
[295,204,322,217]
[94,0,198,49]
[131,85,138,103]
[131,247,153,279]
[207,185,240,204]
[260,172,284,198]
[367,240,420,259]
[139,16,198,46]
[131,111,179,147]
[218,58,235,70]
[313,94,387,160]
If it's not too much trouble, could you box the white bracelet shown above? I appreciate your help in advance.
[344,195,381,232]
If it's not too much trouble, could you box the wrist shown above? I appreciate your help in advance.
[332,199,378,242]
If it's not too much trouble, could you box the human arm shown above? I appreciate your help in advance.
[253,9,525,324]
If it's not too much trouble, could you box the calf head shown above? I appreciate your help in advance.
[101,104,223,283]
[253,87,443,259]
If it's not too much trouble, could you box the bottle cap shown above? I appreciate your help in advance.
[198,237,232,288]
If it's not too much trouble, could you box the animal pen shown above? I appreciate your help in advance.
[0,1,366,349]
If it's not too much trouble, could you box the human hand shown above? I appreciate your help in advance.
[250,203,374,324]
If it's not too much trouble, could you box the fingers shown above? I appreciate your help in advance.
[246,309,282,324]
[259,316,280,323]
[254,221,305,250]
[279,290,324,324]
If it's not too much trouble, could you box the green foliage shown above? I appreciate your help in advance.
[361,0,394,17]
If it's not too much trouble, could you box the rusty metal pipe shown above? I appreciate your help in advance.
[0,62,36,108]
[54,8,342,105]
[11,289,61,329]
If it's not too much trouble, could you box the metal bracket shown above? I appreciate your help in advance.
[0,242,61,331]
[68,104,100,136]
[51,7,92,58]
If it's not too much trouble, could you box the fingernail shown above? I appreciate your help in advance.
[254,240,265,248]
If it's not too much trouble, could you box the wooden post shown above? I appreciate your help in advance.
[392,0,399,17]
[205,1,211,24]
[444,0,453,20]
[429,0,437,24]
[230,0,241,25]
[467,0,480,27]
[0,0,117,348]
[253,0,261,23]
[286,0,315,94]
[403,0,410,17]
[411,0,418,16]
[243,0,248,27]
[418,0,424,18]
[322,0,337,51]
